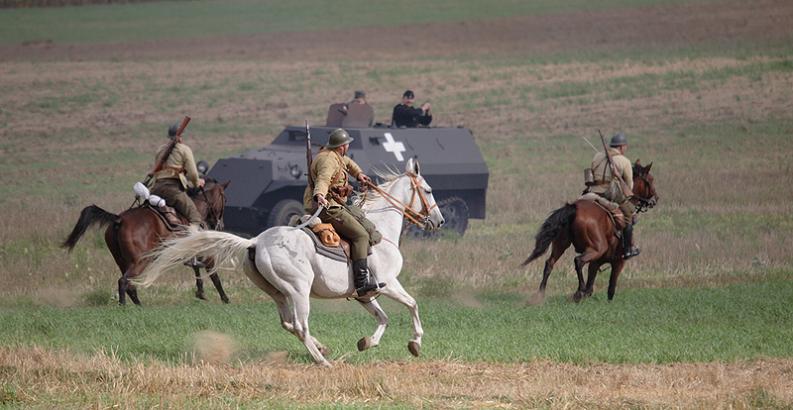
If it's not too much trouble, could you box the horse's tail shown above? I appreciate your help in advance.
[133,229,256,288]
[61,205,119,251]
[520,203,576,267]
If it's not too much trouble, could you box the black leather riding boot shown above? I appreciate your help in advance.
[622,223,641,259]
[352,259,382,297]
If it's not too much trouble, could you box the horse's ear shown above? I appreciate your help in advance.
[635,158,642,166]
[645,162,652,173]
[222,180,230,189]
[405,156,420,175]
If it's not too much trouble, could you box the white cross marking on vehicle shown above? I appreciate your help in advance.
[383,133,406,162]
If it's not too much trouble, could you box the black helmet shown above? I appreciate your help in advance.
[168,123,179,138]
[326,128,354,148]
[610,132,628,147]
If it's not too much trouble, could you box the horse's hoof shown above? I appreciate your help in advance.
[221,297,230,304]
[319,360,333,368]
[357,336,372,352]
[572,292,583,303]
[408,341,421,357]
[195,292,207,301]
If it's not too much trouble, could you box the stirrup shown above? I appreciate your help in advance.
[354,282,385,298]
[623,247,641,260]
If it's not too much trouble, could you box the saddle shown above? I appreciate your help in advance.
[578,193,627,232]
[144,203,188,231]
[291,215,351,263]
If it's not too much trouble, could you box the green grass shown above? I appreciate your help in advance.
[0,0,719,46]
[2,279,791,365]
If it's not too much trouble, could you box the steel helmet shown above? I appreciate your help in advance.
[610,132,628,147]
[168,123,179,138]
[326,128,354,148]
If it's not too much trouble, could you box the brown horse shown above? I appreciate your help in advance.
[521,161,658,302]
[62,179,230,305]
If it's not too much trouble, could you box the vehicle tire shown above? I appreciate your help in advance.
[267,199,305,227]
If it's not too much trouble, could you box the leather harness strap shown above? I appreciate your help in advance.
[363,173,437,229]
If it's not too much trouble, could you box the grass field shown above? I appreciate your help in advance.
[1,0,793,407]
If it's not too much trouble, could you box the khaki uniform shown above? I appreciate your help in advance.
[151,142,202,224]
[303,149,370,260]
[588,148,636,219]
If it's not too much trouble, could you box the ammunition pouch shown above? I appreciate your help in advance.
[331,184,354,199]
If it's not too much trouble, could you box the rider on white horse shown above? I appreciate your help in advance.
[303,128,382,298]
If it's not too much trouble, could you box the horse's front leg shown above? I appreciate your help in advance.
[356,299,389,351]
[204,258,230,304]
[607,259,626,301]
[193,265,206,300]
[381,280,423,357]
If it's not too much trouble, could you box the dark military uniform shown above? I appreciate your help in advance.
[392,104,432,128]
[150,132,203,226]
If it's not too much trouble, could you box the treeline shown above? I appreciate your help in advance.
[1,0,190,8]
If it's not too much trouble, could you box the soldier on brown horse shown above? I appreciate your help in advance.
[521,133,658,302]
[62,121,230,305]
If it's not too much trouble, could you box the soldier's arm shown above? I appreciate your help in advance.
[622,159,634,190]
[345,157,363,179]
[182,145,201,187]
[312,156,335,197]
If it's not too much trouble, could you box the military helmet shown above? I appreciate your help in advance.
[168,123,179,138]
[326,128,354,148]
[610,132,628,147]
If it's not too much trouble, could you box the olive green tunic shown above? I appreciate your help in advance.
[150,142,202,224]
[303,149,369,260]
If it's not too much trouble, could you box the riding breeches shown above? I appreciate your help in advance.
[320,206,370,260]
[619,200,636,223]
[151,179,202,224]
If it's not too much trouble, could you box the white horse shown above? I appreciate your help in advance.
[134,158,444,366]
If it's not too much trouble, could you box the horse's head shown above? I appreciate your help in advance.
[383,157,444,231]
[632,160,658,211]
[196,179,230,230]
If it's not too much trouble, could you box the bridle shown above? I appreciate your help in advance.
[362,172,438,229]
[631,172,657,213]
[200,183,226,230]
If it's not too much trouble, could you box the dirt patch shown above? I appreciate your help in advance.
[1,346,791,407]
[2,0,792,62]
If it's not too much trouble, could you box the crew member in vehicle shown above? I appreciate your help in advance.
[392,89,432,128]
[303,128,383,297]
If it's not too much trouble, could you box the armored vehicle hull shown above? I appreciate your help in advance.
[208,126,489,237]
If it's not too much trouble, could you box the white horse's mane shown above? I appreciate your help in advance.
[355,166,403,207]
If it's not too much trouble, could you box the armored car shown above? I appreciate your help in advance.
[207,125,489,237]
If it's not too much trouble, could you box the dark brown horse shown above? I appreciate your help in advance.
[521,161,658,302]
[62,179,230,305]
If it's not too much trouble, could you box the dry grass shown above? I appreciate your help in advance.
[1,346,791,408]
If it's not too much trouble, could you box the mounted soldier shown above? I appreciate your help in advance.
[584,132,640,259]
[150,121,207,230]
[303,128,384,298]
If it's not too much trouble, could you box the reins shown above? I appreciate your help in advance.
[361,173,437,229]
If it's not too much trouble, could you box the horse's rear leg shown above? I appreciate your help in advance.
[357,299,389,352]
[380,280,423,357]
[573,249,603,303]
[289,294,331,367]
[118,270,142,306]
[533,237,571,304]
[584,262,602,298]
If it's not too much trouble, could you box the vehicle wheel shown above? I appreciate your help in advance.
[437,196,469,236]
[267,199,305,227]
